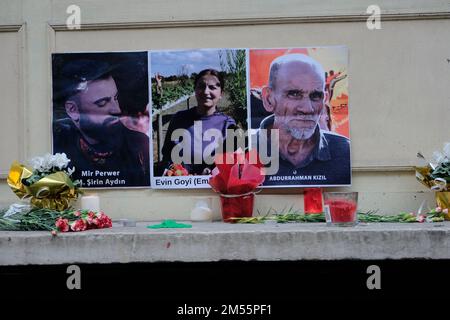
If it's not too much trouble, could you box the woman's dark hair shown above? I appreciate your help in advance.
[194,69,225,90]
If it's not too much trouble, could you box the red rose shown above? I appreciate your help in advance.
[55,218,69,232]
[70,219,87,232]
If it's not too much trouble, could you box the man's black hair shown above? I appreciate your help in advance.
[53,59,115,103]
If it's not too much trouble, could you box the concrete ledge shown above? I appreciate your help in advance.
[1,222,450,265]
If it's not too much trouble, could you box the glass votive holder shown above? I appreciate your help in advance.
[303,188,323,214]
[219,193,254,223]
[323,192,358,227]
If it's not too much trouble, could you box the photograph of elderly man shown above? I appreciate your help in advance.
[250,48,351,186]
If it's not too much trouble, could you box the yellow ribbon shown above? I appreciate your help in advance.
[7,161,79,211]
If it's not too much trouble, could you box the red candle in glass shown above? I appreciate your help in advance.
[323,192,358,226]
[304,188,323,214]
[325,198,357,223]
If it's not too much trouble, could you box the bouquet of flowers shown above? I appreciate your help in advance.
[415,142,450,220]
[1,153,114,234]
[163,163,189,176]
[231,208,447,224]
[0,207,112,234]
[209,149,265,194]
[7,153,82,210]
[55,210,112,233]
[415,142,450,191]
[209,149,265,222]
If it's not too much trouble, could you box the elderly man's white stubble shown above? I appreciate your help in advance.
[262,54,327,168]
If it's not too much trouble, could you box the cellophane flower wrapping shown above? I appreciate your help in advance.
[209,150,265,195]
[209,150,265,222]
[7,153,81,210]
[415,143,450,191]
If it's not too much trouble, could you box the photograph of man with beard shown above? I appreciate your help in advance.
[52,56,150,188]
[254,52,351,186]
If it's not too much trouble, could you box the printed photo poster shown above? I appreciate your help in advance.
[249,46,351,187]
[150,48,248,189]
[52,52,151,188]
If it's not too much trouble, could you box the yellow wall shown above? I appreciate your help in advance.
[1,0,448,219]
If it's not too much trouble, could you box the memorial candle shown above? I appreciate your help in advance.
[323,192,358,226]
[80,194,100,212]
[325,199,357,223]
[304,188,323,214]
[190,199,213,222]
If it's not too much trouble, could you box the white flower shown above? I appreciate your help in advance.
[29,156,45,171]
[431,151,446,166]
[52,153,70,170]
[443,142,450,159]
[41,153,54,172]
[28,153,72,173]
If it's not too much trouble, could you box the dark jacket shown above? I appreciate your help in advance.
[257,115,351,186]
[160,107,236,175]
[53,118,150,187]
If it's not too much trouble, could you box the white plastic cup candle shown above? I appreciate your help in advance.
[190,198,213,222]
[80,194,100,212]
